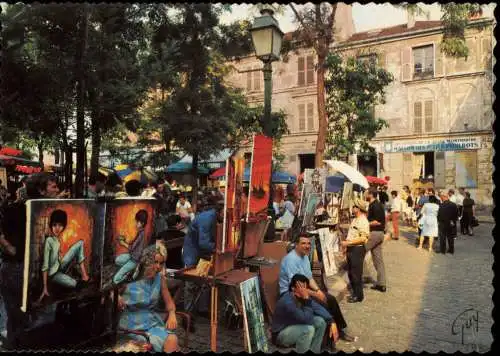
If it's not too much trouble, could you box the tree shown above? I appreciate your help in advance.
[324,53,393,161]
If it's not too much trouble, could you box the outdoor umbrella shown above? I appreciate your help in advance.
[209,167,226,180]
[114,164,158,184]
[165,161,210,175]
[323,160,369,189]
[98,167,116,177]
[242,168,297,184]
[366,176,388,185]
[325,174,365,193]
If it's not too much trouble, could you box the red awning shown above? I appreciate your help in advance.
[0,146,23,156]
[366,176,388,185]
[15,165,42,174]
[209,167,226,179]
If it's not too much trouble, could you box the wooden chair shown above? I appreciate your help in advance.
[118,311,191,350]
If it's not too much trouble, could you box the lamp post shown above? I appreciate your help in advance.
[250,8,284,137]
[250,8,284,235]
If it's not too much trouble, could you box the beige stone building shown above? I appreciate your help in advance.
[225,4,494,206]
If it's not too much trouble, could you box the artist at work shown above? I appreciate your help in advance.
[38,209,90,302]
[113,209,148,285]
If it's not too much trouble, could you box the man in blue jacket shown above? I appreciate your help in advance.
[182,196,224,316]
[271,274,331,353]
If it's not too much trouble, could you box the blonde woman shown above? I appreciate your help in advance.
[417,195,440,252]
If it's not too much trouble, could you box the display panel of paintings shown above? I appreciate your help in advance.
[22,199,105,312]
[304,168,327,194]
[247,135,273,220]
[340,182,353,212]
[302,193,322,228]
[101,198,156,290]
[298,183,313,217]
[240,277,269,353]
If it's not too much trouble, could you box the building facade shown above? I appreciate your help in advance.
[226,5,494,206]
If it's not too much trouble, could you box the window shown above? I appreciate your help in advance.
[246,68,261,91]
[298,103,315,132]
[455,151,477,188]
[298,55,314,86]
[413,45,434,79]
[357,54,377,66]
[413,100,433,133]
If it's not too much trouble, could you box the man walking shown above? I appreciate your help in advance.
[388,191,402,240]
[365,190,387,293]
[456,188,465,234]
[437,193,458,254]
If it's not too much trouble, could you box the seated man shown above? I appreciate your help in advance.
[117,247,178,352]
[271,274,331,353]
[279,234,356,342]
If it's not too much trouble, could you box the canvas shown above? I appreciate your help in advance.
[101,198,156,289]
[222,157,235,253]
[298,183,313,217]
[341,182,354,212]
[240,276,269,353]
[304,168,327,194]
[302,193,322,228]
[229,158,245,251]
[22,199,105,312]
[317,228,340,277]
[247,135,273,219]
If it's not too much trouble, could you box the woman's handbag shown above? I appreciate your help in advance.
[471,216,479,227]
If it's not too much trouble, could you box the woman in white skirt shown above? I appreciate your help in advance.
[417,195,440,252]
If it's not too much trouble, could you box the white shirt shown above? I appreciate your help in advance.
[455,193,464,206]
[176,200,192,218]
[449,194,457,204]
[346,215,370,243]
[390,197,403,212]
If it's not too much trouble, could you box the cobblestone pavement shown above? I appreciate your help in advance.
[182,222,493,353]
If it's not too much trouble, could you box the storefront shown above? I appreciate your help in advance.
[374,134,492,206]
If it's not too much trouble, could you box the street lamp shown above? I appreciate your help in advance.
[250,8,284,137]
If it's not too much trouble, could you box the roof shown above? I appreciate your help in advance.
[345,21,443,43]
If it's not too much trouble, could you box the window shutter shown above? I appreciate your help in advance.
[246,71,252,91]
[434,152,446,188]
[413,102,422,133]
[306,55,314,85]
[253,68,261,91]
[424,46,434,74]
[403,153,413,186]
[307,103,314,131]
[298,104,306,132]
[401,47,412,81]
[434,42,444,76]
[298,57,305,86]
[424,100,433,132]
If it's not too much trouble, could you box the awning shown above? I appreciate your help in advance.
[366,176,388,185]
[165,161,210,175]
[0,147,23,156]
[209,167,226,179]
[243,168,296,184]
[0,154,42,168]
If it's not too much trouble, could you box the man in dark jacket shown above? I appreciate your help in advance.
[437,193,458,254]
[271,274,331,353]
[365,190,387,292]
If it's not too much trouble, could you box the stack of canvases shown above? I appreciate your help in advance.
[21,198,156,312]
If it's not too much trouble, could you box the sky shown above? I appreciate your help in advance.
[219,3,496,33]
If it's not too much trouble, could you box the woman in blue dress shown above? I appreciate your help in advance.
[118,246,178,352]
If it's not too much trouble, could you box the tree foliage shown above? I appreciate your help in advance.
[324,53,393,161]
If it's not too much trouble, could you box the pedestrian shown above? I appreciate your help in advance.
[0,173,59,349]
[365,190,387,293]
[341,198,369,303]
[176,193,194,223]
[378,185,389,207]
[86,175,105,199]
[437,193,458,254]
[279,234,356,341]
[400,186,409,224]
[417,195,440,252]
[388,190,402,240]
[456,187,465,234]
[461,192,475,236]
[271,274,332,353]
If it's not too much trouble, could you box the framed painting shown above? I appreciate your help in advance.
[240,276,269,353]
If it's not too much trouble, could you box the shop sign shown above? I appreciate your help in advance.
[383,137,481,153]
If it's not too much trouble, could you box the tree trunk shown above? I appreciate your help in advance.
[75,4,89,198]
[90,112,101,180]
[315,49,328,168]
[37,142,44,167]
[163,127,171,167]
[65,146,73,194]
[191,153,199,212]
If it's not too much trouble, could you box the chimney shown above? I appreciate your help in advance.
[333,3,355,42]
[407,9,416,29]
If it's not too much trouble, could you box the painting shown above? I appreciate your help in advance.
[0,167,7,190]
[317,228,340,277]
[325,193,340,225]
[101,198,156,289]
[247,135,273,220]
[298,183,313,217]
[240,276,269,353]
[302,193,322,228]
[22,199,104,312]
[222,157,235,253]
[229,158,245,252]
[304,168,327,194]
[340,182,353,211]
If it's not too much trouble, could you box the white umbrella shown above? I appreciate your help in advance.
[323,160,369,189]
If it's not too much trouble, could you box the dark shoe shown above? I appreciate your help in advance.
[371,285,387,293]
[447,250,454,254]
[340,332,357,342]
[347,296,362,303]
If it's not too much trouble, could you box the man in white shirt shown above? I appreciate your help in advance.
[388,191,402,240]
[176,194,194,222]
[455,187,465,235]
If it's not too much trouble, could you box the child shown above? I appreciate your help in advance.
[38,209,89,303]
[112,209,148,285]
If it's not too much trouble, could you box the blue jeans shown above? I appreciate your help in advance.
[50,240,86,288]
[113,253,138,285]
[276,316,326,353]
